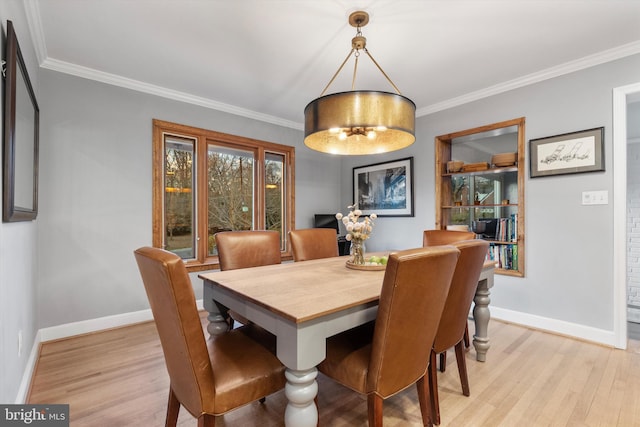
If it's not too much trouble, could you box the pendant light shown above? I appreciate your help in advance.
[304,11,416,155]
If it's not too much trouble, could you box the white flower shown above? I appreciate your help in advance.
[335,203,377,242]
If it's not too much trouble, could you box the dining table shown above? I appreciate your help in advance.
[199,254,495,427]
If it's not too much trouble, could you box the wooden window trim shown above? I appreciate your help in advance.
[152,119,295,271]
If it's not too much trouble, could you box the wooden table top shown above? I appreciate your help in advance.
[199,256,386,324]
[199,256,496,325]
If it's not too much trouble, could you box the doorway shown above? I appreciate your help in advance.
[627,98,640,340]
[613,82,640,348]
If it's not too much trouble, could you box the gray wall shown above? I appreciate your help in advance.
[343,54,640,331]
[35,70,343,328]
[0,1,40,404]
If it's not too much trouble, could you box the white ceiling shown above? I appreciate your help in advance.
[24,0,640,130]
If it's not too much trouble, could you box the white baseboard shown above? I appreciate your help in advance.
[490,306,616,347]
[38,300,204,342]
[39,308,154,342]
[15,300,204,404]
[15,330,42,404]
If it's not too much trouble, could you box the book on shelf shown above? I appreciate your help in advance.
[494,213,518,242]
[487,242,517,270]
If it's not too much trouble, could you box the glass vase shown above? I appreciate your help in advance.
[350,238,366,265]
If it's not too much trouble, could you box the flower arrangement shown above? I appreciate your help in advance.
[335,204,376,241]
[336,204,376,264]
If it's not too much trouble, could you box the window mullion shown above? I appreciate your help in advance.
[255,148,265,230]
[152,127,165,249]
[196,135,209,264]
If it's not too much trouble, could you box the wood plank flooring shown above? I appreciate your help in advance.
[28,314,640,426]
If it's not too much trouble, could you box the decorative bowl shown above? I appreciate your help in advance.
[491,152,517,167]
[447,160,464,173]
[346,261,386,271]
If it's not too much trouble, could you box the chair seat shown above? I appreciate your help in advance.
[319,322,375,393]
[207,325,285,414]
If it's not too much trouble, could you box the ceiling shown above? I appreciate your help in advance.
[24,0,640,130]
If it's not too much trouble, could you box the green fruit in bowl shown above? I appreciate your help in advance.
[380,256,388,265]
[368,256,380,264]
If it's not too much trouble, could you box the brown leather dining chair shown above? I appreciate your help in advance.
[318,246,460,427]
[215,230,281,327]
[133,247,286,427]
[428,239,489,425]
[422,229,475,247]
[423,228,476,349]
[289,228,339,261]
[215,230,282,270]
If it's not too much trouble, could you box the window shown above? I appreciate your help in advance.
[153,120,295,271]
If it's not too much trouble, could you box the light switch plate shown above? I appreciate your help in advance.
[582,190,608,205]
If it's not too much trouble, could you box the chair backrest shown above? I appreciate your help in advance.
[215,230,281,270]
[423,229,475,247]
[289,228,339,261]
[133,247,214,416]
[367,246,460,398]
[433,239,490,353]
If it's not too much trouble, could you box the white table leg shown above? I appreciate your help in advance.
[206,311,229,336]
[472,278,491,362]
[284,368,318,427]
[203,284,230,336]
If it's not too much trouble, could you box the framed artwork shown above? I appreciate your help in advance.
[530,127,604,178]
[353,157,414,217]
[3,20,40,222]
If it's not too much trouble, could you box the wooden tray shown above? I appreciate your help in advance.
[492,161,516,167]
[462,162,490,172]
[345,261,386,271]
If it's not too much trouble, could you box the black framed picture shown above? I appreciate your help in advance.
[352,157,414,217]
[530,127,604,178]
[3,20,40,222]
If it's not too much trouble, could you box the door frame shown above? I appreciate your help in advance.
[613,82,640,349]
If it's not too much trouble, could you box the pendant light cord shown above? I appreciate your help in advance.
[319,19,403,96]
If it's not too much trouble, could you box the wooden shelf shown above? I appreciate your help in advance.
[443,204,518,209]
[435,117,526,277]
[495,268,523,277]
[443,166,518,177]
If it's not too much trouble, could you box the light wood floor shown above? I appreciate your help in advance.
[28,314,640,426]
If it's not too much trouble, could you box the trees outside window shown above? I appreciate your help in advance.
[153,120,295,271]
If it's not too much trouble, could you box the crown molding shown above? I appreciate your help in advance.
[23,0,47,64]
[40,58,303,130]
[417,40,640,116]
